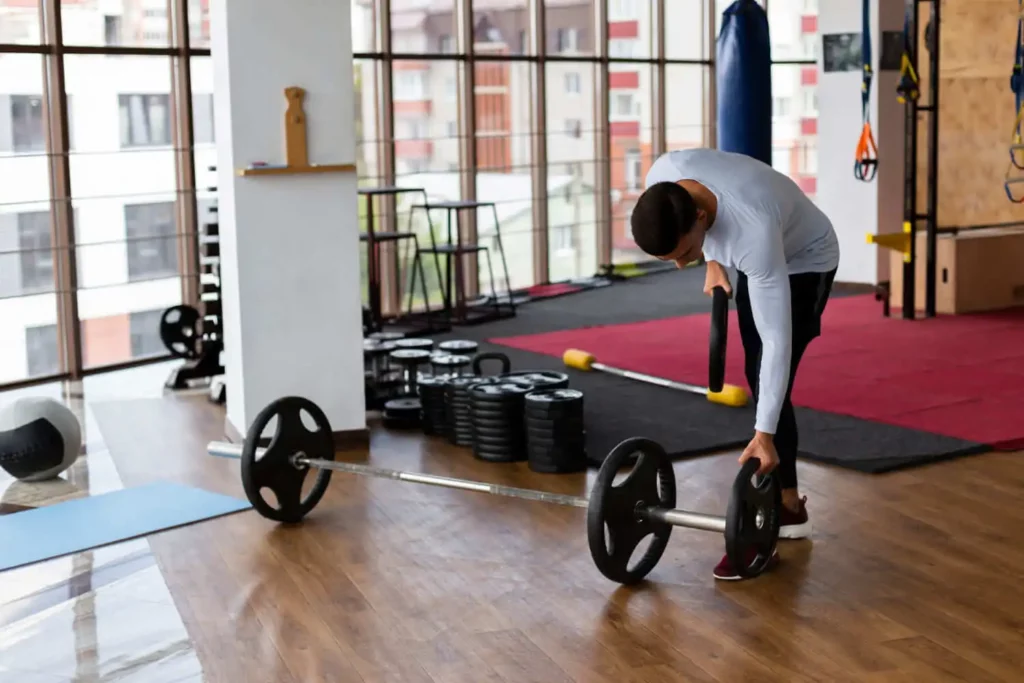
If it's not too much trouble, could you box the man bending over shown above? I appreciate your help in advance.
[630,148,840,580]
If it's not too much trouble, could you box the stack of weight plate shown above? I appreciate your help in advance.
[445,375,501,447]
[417,374,449,436]
[468,381,532,463]
[363,340,399,410]
[523,388,587,473]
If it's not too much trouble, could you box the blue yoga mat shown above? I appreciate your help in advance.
[0,481,251,572]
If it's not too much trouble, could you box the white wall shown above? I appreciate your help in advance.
[212,0,365,435]
[817,0,904,284]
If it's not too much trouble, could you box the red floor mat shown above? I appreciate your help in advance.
[524,283,582,300]
[491,295,1024,448]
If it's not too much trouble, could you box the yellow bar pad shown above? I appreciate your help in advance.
[706,384,749,408]
[562,348,596,371]
[866,232,911,254]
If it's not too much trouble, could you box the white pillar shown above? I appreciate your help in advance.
[210,0,365,437]
[817,0,906,285]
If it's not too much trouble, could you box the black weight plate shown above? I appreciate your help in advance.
[469,398,525,413]
[473,432,526,448]
[472,423,520,437]
[528,442,587,460]
[525,388,584,405]
[472,416,522,430]
[369,331,404,342]
[525,418,585,433]
[473,443,525,460]
[439,339,479,354]
[470,383,532,401]
[526,434,586,450]
[390,348,432,364]
[525,428,586,445]
[383,414,421,430]
[528,457,587,475]
[384,397,422,420]
[471,351,511,376]
[364,342,397,358]
[432,354,471,368]
[586,437,676,585]
[159,304,202,360]
[240,396,334,524]
[524,406,585,422]
[709,286,729,393]
[724,460,782,579]
[500,371,570,390]
[395,338,434,350]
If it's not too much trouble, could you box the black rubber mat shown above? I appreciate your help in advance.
[429,268,991,474]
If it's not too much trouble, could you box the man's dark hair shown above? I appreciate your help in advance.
[629,181,698,257]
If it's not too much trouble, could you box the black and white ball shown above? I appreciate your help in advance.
[0,397,82,482]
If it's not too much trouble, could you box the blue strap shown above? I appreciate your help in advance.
[1013,1,1024,112]
[861,0,872,122]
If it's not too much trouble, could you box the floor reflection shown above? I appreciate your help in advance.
[0,361,206,683]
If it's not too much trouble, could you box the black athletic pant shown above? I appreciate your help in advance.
[734,268,836,490]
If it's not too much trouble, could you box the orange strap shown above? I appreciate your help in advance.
[854,123,878,182]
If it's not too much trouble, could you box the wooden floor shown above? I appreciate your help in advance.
[86,394,1024,683]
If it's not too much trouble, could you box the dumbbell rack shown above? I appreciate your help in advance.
[165,181,226,396]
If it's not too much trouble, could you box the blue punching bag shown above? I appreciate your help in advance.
[716,0,773,166]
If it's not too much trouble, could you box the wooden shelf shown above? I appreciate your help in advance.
[237,163,356,177]
[234,86,356,179]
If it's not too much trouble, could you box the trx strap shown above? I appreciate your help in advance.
[854,0,878,182]
[896,5,919,104]
[1005,0,1024,201]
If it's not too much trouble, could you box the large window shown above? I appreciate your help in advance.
[1,0,728,388]
[125,202,178,281]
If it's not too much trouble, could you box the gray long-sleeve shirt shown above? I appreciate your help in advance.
[644,149,840,434]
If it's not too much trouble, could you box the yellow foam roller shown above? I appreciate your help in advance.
[562,348,749,408]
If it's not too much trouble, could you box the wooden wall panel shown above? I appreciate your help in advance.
[916,0,1024,227]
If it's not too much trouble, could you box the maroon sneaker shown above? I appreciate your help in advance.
[713,548,780,581]
[779,496,811,540]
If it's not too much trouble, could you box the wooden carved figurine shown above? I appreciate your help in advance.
[284,86,309,168]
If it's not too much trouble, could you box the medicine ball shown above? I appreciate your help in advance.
[0,397,82,482]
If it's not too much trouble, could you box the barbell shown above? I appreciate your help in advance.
[211,395,781,583]
[560,287,749,408]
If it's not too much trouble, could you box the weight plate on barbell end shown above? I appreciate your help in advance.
[724,459,782,579]
[240,396,335,524]
[159,304,202,360]
[709,286,729,394]
[500,371,570,390]
[586,437,677,585]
